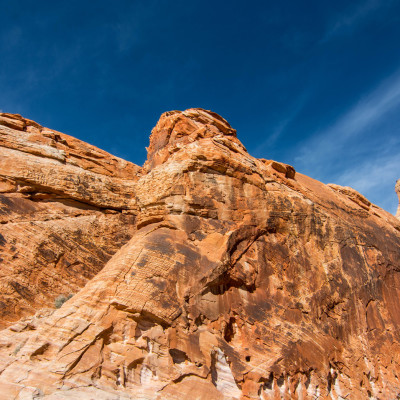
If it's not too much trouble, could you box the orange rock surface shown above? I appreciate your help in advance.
[0,113,139,328]
[396,179,400,219]
[0,109,399,399]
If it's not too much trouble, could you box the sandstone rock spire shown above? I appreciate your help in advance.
[144,108,239,171]
[396,179,400,219]
[0,109,399,399]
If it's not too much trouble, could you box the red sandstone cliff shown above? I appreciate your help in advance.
[396,179,400,219]
[0,109,399,399]
[0,112,140,328]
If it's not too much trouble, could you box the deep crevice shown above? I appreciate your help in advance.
[261,372,274,390]
[210,351,218,387]
[224,317,236,342]
[204,273,256,297]
[169,348,188,364]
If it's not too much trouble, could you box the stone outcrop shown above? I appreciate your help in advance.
[0,113,140,328]
[0,109,399,399]
[396,179,400,219]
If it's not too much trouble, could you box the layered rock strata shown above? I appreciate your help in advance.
[0,113,140,328]
[0,109,399,399]
[396,179,400,219]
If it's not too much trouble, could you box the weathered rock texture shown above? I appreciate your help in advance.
[396,179,400,219]
[0,109,400,399]
[0,113,139,328]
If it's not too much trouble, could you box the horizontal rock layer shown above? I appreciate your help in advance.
[0,113,140,328]
[0,109,399,399]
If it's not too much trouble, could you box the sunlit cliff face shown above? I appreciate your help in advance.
[0,109,400,400]
[396,179,400,219]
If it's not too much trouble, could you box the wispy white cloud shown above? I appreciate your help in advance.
[254,92,309,156]
[331,75,400,140]
[335,151,400,214]
[296,69,400,166]
[294,69,400,214]
[323,0,384,41]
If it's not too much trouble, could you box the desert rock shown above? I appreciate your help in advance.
[0,113,140,328]
[0,109,399,399]
[396,179,400,219]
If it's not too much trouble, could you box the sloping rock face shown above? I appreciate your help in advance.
[396,179,400,219]
[0,113,139,328]
[0,109,400,399]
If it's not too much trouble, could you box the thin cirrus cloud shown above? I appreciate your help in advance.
[296,69,400,164]
[253,91,310,157]
[322,0,384,41]
[295,69,400,214]
[335,152,400,215]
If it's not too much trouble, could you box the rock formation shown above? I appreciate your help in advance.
[396,179,400,219]
[0,113,139,328]
[0,109,399,399]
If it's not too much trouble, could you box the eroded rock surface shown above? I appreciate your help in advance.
[396,179,400,219]
[0,113,140,328]
[0,109,399,399]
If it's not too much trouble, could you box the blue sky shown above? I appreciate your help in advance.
[1,0,399,214]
